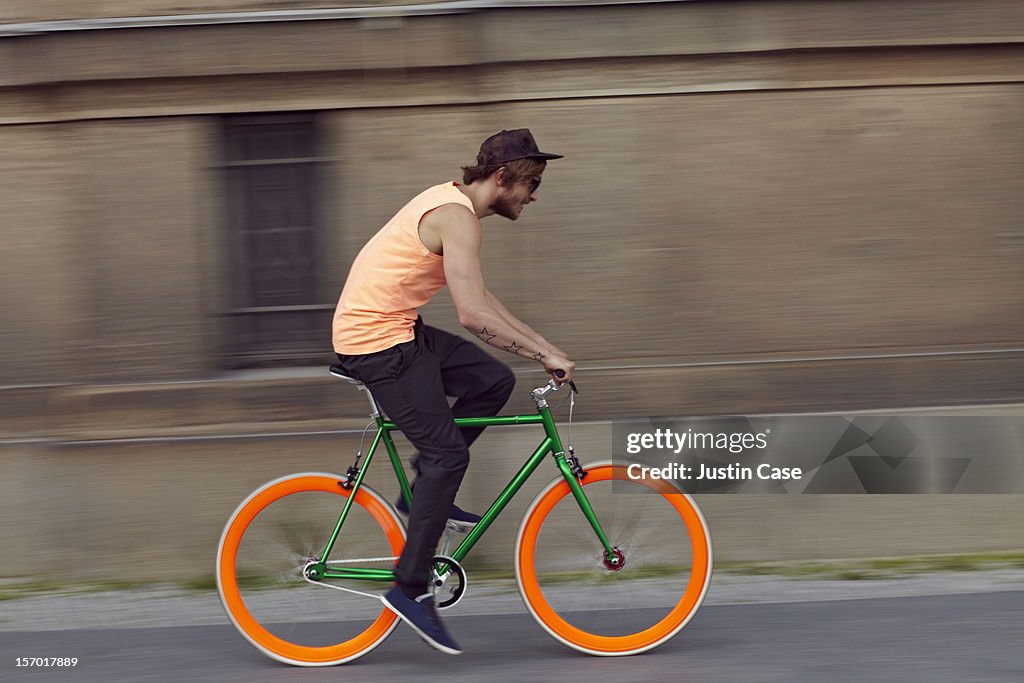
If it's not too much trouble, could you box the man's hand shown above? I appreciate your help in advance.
[542,355,576,384]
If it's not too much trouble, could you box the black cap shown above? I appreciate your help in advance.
[475,129,563,166]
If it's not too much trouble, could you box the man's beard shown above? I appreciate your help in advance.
[491,194,522,220]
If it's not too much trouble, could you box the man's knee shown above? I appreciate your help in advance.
[416,446,471,477]
[491,363,516,401]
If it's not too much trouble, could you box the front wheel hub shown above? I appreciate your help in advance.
[603,547,626,572]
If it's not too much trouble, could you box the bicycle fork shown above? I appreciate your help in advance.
[538,400,620,568]
[552,450,621,567]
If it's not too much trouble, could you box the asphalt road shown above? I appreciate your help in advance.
[3,590,1022,683]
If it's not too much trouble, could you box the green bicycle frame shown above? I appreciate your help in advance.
[309,400,616,583]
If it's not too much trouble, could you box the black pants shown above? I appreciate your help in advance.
[336,319,515,589]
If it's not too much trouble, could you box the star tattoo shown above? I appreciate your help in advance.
[504,341,524,354]
[475,327,497,343]
[531,351,546,361]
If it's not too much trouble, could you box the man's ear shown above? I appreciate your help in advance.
[494,165,509,187]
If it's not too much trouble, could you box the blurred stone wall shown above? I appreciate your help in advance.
[0,0,438,23]
[1,0,1021,411]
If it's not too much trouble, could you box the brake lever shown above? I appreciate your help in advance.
[552,370,580,394]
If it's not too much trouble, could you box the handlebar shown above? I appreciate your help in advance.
[552,369,579,394]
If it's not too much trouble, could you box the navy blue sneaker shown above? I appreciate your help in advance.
[382,586,462,655]
[395,488,481,530]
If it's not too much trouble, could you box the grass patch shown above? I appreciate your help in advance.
[835,570,883,581]
[520,564,696,585]
[0,581,66,601]
[2,550,1021,599]
[81,580,149,593]
[179,575,218,592]
[719,551,1024,580]
[0,578,165,601]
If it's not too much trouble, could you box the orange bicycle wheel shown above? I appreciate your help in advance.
[216,473,405,666]
[515,462,712,656]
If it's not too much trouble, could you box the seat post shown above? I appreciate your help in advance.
[329,366,381,418]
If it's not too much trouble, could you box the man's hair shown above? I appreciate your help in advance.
[461,157,547,186]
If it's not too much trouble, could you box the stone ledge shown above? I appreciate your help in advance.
[3,1,1024,87]
[3,351,1022,442]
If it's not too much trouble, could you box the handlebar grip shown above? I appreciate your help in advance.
[551,369,579,394]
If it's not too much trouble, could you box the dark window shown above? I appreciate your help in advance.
[221,113,333,367]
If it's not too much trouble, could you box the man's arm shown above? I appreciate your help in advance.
[428,204,574,380]
[484,289,568,359]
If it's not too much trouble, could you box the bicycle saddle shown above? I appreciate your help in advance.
[329,365,380,416]
[329,363,362,385]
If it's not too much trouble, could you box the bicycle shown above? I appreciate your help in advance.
[216,367,713,665]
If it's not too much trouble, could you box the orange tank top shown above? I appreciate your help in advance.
[332,182,475,355]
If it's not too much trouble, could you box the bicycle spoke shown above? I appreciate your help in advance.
[516,464,712,655]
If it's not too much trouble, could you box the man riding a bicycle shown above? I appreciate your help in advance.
[331,129,576,654]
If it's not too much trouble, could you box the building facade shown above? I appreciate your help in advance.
[2,0,1023,437]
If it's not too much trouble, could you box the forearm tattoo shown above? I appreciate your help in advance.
[473,326,497,343]
[473,327,544,360]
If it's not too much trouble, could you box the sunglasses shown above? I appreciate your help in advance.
[526,177,542,194]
